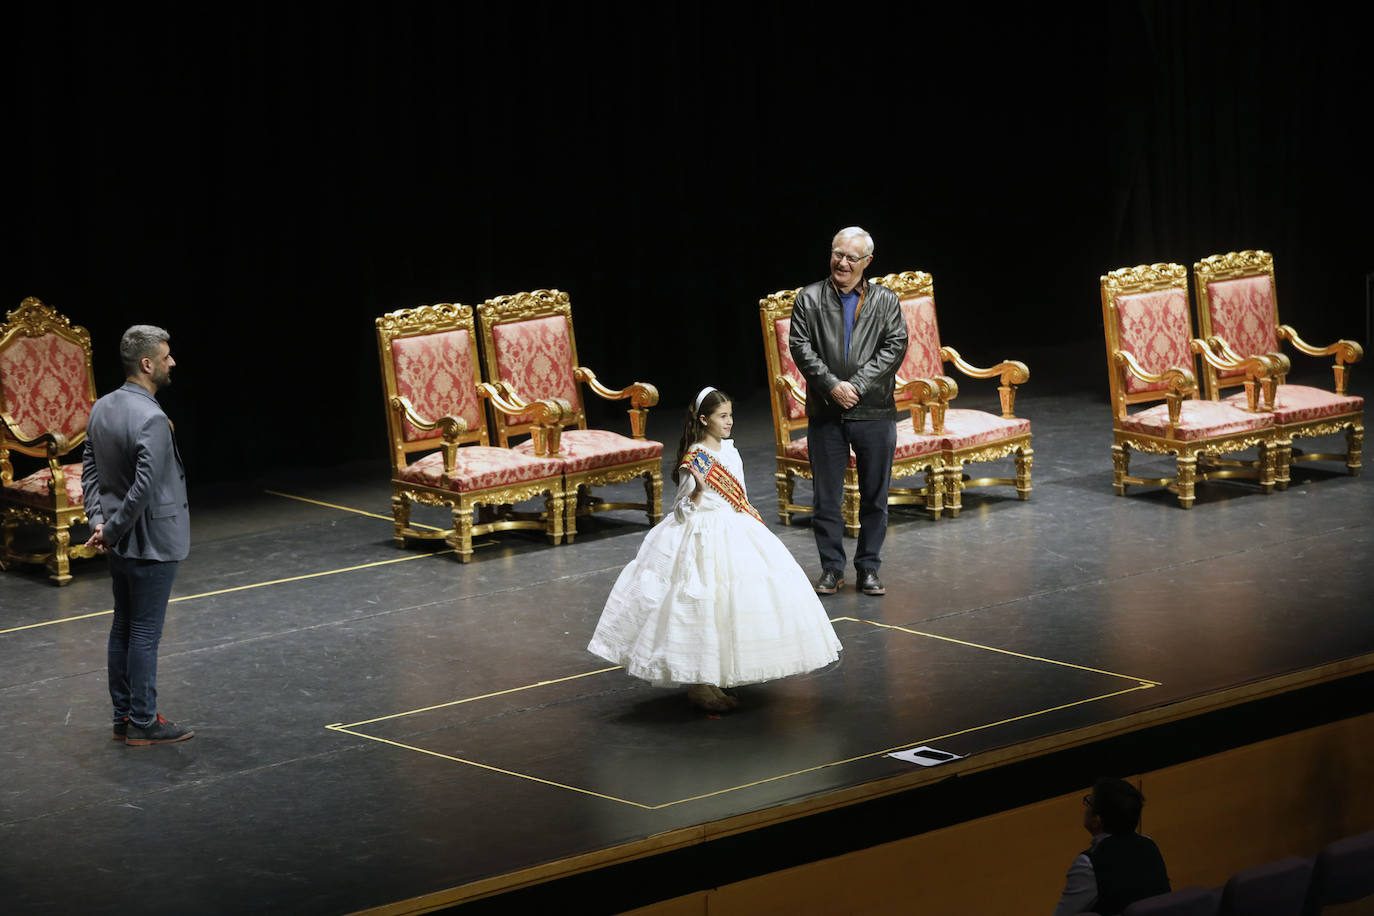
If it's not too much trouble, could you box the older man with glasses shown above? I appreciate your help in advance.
[788,226,907,596]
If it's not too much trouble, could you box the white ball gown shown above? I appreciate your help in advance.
[588,439,841,688]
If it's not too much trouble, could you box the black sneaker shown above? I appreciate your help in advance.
[112,717,129,742]
[125,714,194,747]
[857,567,886,596]
[814,569,844,595]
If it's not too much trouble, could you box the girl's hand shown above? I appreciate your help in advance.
[688,465,706,501]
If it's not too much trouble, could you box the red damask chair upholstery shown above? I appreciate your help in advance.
[873,271,1033,517]
[0,297,100,584]
[475,289,662,541]
[759,287,945,535]
[1100,263,1279,507]
[376,302,567,562]
[1194,250,1363,486]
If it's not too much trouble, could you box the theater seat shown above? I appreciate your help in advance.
[1304,831,1374,913]
[1219,856,1314,916]
[1122,886,1222,916]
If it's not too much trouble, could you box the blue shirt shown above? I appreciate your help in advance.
[841,287,859,359]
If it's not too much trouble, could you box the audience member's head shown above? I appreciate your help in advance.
[1086,777,1145,834]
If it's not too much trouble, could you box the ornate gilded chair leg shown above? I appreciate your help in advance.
[1112,444,1130,496]
[563,485,579,544]
[450,505,475,563]
[1347,422,1363,475]
[1015,445,1034,499]
[47,522,74,586]
[924,464,943,520]
[1257,441,1276,493]
[645,470,663,524]
[1175,454,1198,509]
[943,462,964,518]
[1,516,16,567]
[775,471,793,525]
[544,490,565,544]
[1274,436,1292,489]
[391,492,411,547]
[842,471,861,538]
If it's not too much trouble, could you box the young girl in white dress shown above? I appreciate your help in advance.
[588,386,842,712]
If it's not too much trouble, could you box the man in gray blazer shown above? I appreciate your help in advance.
[82,325,194,746]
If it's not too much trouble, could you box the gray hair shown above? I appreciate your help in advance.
[832,226,874,257]
[120,325,171,377]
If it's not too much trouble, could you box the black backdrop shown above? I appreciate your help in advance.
[16,3,1371,485]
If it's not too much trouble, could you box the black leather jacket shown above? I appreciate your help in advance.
[788,277,908,421]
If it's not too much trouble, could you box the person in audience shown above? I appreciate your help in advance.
[1053,776,1170,915]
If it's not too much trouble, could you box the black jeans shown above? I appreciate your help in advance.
[807,417,896,574]
[107,555,179,727]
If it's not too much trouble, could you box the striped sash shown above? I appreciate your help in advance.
[681,447,763,523]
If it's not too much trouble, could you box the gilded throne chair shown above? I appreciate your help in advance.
[759,286,945,535]
[376,302,567,562]
[0,297,100,585]
[475,289,663,541]
[873,271,1033,517]
[1194,250,1363,486]
[1099,263,1279,508]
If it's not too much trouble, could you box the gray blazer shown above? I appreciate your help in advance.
[81,382,190,562]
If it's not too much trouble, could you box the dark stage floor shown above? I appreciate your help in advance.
[2,364,1372,915]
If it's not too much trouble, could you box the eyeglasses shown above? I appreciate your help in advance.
[831,249,869,265]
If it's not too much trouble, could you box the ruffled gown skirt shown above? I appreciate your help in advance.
[588,506,841,688]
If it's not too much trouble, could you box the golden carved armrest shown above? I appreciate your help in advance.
[389,396,468,439]
[1259,350,1293,376]
[0,432,77,501]
[1115,350,1195,394]
[896,375,958,434]
[45,453,73,504]
[477,382,566,425]
[1204,337,1284,410]
[1114,350,1195,433]
[896,374,959,399]
[1277,325,1364,395]
[389,395,468,472]
[574,367,660,407]
[477,382,569,457]
[1195,338,1275,378]
[941,346,1029,418]
[573,367,658,439]
[773,373,807,405]
[0,410,81,457]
